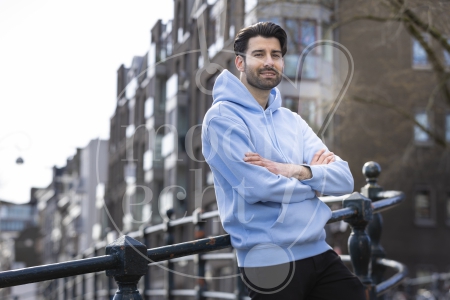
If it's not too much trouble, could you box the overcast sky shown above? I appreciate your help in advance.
[0,0,173,203]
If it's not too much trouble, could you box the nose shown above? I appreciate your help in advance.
[264,56,274,68]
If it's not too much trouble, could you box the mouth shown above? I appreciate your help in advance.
[259,70,277,77]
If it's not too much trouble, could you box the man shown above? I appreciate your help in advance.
[201,22,365,299]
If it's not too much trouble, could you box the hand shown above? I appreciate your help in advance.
[310,149,335,165]
[243,152,297,178]
[243,152,311,180]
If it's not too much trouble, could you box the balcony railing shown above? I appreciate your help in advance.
[0,161,407,299]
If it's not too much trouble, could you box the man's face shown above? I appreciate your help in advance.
[238,36,284,90]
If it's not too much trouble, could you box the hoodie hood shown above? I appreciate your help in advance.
[212,69,282,112]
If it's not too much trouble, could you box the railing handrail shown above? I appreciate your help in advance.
[0,190,404,290]
[0,255,119,288]
[147,234,231,262]
[319,194,351,203]
[372,191,404,213]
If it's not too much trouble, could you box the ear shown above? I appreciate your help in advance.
[235,55,245,72]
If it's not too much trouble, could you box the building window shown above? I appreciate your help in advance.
[143,150,153,171]
[206,170,214,186]
[225,0,234,41]
[299,98,318,130]
[414,189,435,226]
[446,114,450,142]
[156,76,167,113]
[145,97,154,119]
[414,111,431,144]
[176,2,183,43]
[412,35,430,68]
[159,21,172,61]
[284,19,317,79]
[444,38,450,67]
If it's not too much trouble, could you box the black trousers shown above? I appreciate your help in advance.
[240,250,366,300]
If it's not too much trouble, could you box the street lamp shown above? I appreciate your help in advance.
[0,132,30,165]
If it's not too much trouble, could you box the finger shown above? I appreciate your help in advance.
[316,156,325,164]
[316,152,329,164]
[245,152,260,157]
[318,152,334,164]
[325,156,334,164]
[311,149,326,163]
[323,152,334,160]
[243,156,262,162]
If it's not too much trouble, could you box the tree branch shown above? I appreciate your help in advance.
[330,15,405,30]
[403,21,450,106]
[392,0,450,54]
[351,96,447,148]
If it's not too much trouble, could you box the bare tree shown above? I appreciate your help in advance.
[333,0,450,147]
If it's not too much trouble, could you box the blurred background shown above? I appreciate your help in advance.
[0,0,449,299]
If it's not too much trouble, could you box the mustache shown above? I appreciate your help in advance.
[259,67,280,74]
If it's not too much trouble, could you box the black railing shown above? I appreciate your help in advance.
[0,161,407,299]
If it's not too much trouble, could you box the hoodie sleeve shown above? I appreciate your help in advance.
[203,116,316,205]
[298,117,354,196]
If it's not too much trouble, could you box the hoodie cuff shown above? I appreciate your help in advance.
[300,164,324,190]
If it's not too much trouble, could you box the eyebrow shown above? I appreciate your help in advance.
[250,49,282,55]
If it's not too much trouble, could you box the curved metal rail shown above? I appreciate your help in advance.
[340,255,408,296]
[375,258,408,295]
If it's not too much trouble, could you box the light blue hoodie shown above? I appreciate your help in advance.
[201,70,354,267]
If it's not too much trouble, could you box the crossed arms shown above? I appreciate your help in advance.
[202,116,353,204]
[243,149,336,181]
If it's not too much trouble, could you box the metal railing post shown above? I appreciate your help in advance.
[361,162,387,298]
[64,277,68,299]
[72,274,77,300]
[105,235,148,299]
[165,209,175,300]
[143,231,151,300]
[193,209,207,300]
[93,248,98,300]
[81,255,86,300]
[109,274,115,299]
[343,192,376,300]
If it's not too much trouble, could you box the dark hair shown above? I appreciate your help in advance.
[234,22,287,57]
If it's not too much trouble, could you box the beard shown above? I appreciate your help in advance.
[244,65,283,90]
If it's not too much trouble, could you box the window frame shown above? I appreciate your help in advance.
[283,18,319,80]
[412,34,432,70]
[414,186,436,227]
[445,112,450,143]
[445,191,450,227]
[413,109,433,146]
[443,37,450,68]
